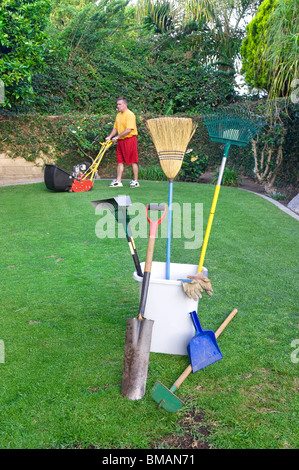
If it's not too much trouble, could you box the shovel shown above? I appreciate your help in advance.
[151,308,238,412]
[91,196,143,277]
[187,310,223,372]
[122,203,167,400]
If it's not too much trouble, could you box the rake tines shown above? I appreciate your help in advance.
[203,106,265,147]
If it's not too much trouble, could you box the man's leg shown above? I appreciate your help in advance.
[117,163,124,182]
[132,162,138,181]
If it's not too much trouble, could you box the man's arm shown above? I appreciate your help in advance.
[110,128,133,142]
[106,128,118,141]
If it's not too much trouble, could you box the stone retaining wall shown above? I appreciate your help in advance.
[0,152,53,186]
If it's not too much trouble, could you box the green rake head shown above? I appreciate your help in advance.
[151,381,184,412]
[202,106,265,147]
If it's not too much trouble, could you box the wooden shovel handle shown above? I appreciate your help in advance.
[172,309,238,391]
[144,236,156,273]
[138,205,166,319]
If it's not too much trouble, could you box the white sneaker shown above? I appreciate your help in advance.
[109,179,123,187]
[129,180,140,188]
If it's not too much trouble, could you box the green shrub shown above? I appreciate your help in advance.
[67,116,113,161]
[268,191,287,201]
[212,166,242,186]
[179,150,209,182]
[127,164,167,181]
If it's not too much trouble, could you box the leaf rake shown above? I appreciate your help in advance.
[195,106,265,276]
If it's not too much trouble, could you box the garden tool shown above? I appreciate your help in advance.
[151,308,238,412]
[122,203,167,401]
[182,106,264,299]
[44,164,74,192]
[187,310,222,372]
[146,117,197,280]
[70,140,113,192]
[91,196,143,277]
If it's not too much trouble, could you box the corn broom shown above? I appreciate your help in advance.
[146,117,197,279]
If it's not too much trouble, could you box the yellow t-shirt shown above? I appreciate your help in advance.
[114,109,138,139]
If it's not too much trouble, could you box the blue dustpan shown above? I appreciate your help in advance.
[187,311,223,372]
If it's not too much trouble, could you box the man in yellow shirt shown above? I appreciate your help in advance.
[106,97,139,188]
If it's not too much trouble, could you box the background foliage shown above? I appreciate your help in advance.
[0,0,52,105]
[0,0,298,190]
[241,0,298,99]
[1,0,238,114]
[1,106,297,189]
[240,0,277,93]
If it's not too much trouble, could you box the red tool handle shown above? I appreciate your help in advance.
[146,204,167,238]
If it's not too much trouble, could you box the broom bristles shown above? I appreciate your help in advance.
[146,117,197,179]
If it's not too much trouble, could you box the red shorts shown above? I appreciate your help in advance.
[116,135,138,165]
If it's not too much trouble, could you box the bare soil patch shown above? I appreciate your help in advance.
[151,408,212,450]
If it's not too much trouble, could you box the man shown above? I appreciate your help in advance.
[106,97,139,188]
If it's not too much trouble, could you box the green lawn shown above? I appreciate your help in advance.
[0,179,298,449]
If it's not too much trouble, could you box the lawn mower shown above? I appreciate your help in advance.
[44,140,113,192]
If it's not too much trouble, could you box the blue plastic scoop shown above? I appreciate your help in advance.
[187,311,223,372]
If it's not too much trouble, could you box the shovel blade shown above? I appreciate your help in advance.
[122,317,154,400]
[151,381,184,412]
[187,332,223,372]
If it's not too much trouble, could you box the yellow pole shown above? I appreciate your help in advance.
[198,143,230,273]
[82,141,112,182]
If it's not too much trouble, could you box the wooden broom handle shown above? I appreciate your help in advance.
[172,309,238,391]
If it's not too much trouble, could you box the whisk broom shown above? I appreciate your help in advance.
[146,117,197,279]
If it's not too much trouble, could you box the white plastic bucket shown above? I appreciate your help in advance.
[133,261,208,355]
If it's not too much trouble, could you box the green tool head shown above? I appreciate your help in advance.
[203,106,265,147]
[151,381,184,413]
[90,196,132,212]
[90,196,132,227]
